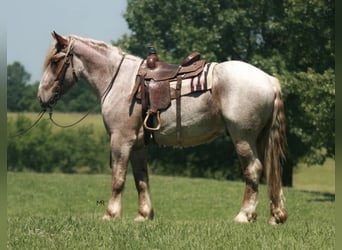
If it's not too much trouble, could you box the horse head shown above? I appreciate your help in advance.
[37,31,80,110]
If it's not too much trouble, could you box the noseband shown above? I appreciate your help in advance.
[49,39,79,107]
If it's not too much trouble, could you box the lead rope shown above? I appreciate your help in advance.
[48,108,95,128]
[10,52,125,133]
[101,53,126,105]
[8,110,46,138]
[8,107,96,137]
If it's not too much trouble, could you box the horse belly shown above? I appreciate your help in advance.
[153,92,224,147]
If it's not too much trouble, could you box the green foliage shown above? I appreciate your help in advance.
[281,69,335,165]
[118,0,334,72]
[52,79,100,113]
[7,173,335,249]
[7,115,109,173]
[7,62,33,111]
[7,115,53,172]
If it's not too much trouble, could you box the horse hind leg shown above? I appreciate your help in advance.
[233,139,263,223]
[232,133,287,225]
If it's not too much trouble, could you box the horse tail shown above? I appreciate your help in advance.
[261,76,287,224]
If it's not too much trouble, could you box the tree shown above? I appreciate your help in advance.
[279,69,335,185]
[115,0,335,186]
[118,0,334,72]
[7,62,32,111]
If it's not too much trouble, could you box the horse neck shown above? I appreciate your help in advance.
[72,37,141,101]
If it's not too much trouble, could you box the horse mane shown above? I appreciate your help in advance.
[43,35,125,71]
[43,42,58,71]
[70,35,116,51]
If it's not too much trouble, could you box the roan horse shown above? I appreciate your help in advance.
[38,32,287,224]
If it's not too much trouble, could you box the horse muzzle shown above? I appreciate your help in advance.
[38,91,60,110]
[37,82,62,110]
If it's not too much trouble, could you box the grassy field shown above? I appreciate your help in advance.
[7,112,335,249]
[293,157,335,193]
[7,172,335,249]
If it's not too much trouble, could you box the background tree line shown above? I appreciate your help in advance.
[7,0,334,186]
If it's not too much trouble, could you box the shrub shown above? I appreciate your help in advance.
[7,115,109,173]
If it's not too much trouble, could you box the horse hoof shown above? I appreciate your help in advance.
[268,217,278,225]
[134,213,154,222]
[234,215,249,223]
[268,214,287,225]
[269,207,287,225]
[233,211,257,223]
[102,211,121,221]
[134,214,149,222]
[102,214,112,221]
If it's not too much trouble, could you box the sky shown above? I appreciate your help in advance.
[6,0,130,82]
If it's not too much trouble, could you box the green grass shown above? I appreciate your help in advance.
[7,112,335,249]
[293,158,335,193]
[7,173,335,249]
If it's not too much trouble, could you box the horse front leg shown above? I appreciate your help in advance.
[103,136,131,220]
[130,146,154,222]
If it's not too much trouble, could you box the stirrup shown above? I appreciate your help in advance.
[143,110,161,131]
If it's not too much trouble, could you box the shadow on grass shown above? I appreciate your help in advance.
[299,190,335,202]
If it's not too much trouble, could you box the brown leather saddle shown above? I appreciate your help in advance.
[130,49,207,144]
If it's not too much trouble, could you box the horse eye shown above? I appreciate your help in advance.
[51,53,65,66]
[51,59,59,65]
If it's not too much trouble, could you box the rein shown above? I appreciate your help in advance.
[16,42,126,134]
[101,53,126,105]
[9,108,94,137]
[8,110,46,138]
[48,109,93,128]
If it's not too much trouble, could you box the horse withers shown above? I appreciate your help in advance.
[37,31,287,224]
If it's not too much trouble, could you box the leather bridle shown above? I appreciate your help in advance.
[37,38,127,129]
[55,40,79,83]
[45,38,126,110]
[48,39,79,107]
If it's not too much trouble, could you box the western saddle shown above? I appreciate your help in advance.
[131,47,207,145]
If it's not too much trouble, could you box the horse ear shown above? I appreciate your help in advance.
[52,31,68,48]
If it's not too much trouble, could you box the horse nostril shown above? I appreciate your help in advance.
[38,96,48,110]
[49,99,56,107]
[38,96,43,105]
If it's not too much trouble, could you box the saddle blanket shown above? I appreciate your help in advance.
[130,62,218,100]
[169,62,217,96]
